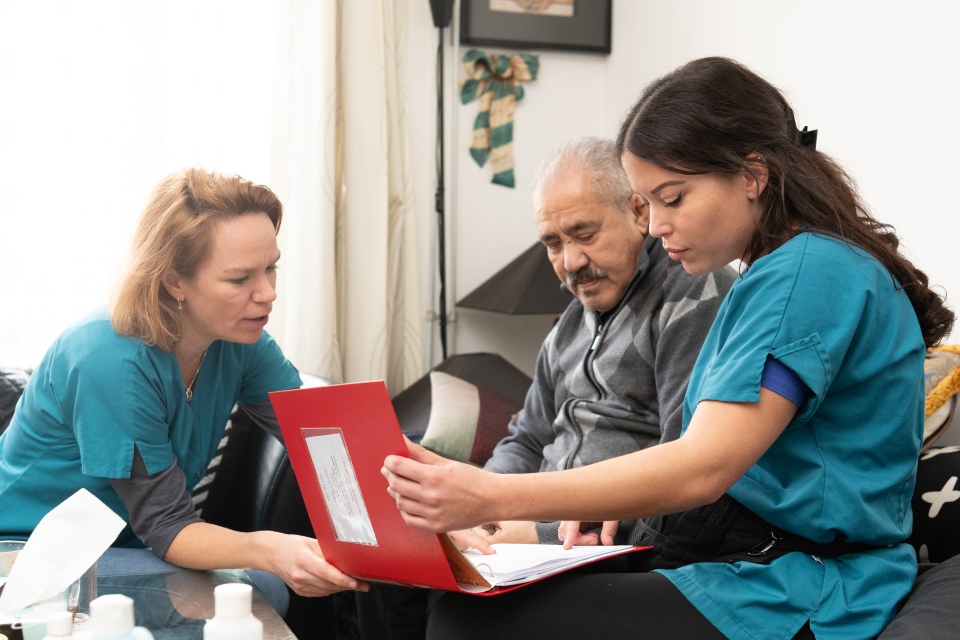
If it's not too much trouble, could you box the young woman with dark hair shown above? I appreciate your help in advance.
[382,57,953,639]
[615,57,952,349]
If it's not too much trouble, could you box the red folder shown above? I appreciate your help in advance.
[270,381,643,595]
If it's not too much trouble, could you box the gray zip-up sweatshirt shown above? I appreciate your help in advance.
[484,235,737,543]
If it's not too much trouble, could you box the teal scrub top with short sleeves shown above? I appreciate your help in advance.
[660,233,926,640]
[0,308,301,546]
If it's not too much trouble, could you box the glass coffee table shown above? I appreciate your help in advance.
[97,569,296,640]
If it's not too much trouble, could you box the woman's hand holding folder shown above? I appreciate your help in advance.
[383,440,505,533]
[267,533,371,597]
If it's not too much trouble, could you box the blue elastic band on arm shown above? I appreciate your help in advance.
[760,355,811,407]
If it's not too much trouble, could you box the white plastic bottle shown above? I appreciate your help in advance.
[203,583,263,640]
[42,610,75,639]
[72,594,154,640]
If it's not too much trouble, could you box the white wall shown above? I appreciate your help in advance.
[406,1,960,384]
[0,1,277,369]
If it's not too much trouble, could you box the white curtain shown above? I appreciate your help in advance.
[270,0,424,395]
[269,0,342,380]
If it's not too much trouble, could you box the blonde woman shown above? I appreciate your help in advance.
[0,169,367,602]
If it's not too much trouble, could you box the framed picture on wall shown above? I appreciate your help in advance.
[460,0,612,54]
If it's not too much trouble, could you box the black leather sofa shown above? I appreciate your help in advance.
[192,387,359,640]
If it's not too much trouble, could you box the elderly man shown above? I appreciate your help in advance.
[356,137,736,639]
[467,136,737,546]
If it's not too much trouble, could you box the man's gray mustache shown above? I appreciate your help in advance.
[566,267,607,288]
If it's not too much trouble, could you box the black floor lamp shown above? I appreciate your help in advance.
[429,0,455,359]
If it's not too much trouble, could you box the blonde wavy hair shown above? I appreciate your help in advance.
[110,168,283,352]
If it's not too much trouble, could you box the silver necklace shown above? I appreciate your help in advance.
[184,350,207,402]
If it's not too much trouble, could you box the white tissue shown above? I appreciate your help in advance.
[0,489,126,613]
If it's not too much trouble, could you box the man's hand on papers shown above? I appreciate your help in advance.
[557,521,620,550]
[478,521,540,545]
[448,520,539,552]
[447,529,496,554]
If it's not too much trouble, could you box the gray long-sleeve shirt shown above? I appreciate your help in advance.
[484,235,737,543]
[108,401,281,558]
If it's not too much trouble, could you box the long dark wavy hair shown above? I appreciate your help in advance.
[616,57,953,348]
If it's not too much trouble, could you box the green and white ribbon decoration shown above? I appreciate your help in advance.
[460,49,539,188]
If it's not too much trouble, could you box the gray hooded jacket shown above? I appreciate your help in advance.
[484,235,737,543]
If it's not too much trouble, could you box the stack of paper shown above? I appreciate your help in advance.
[461,543,634,588]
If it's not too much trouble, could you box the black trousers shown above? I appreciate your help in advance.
[357,582,444,640]
[359,558,816,640]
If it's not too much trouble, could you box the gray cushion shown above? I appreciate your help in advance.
[878,553,960,639]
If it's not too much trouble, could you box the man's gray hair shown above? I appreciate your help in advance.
[533,137,635,210]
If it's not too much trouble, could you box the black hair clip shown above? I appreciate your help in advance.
[798,126,818,150]
[786,108,818,150]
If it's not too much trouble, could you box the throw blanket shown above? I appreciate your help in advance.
[460,49,539,188]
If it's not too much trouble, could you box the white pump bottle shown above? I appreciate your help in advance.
[72,594,154,640]
[203,583,263,640]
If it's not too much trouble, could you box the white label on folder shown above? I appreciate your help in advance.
[305,431,378,546]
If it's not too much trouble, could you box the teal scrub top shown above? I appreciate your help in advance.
[0,308,301,547]
[661,233,925,640]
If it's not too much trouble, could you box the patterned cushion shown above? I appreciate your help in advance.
[908,446,960,563]
[418,371,521,467]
